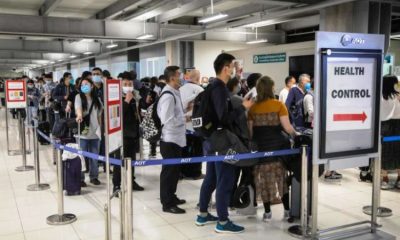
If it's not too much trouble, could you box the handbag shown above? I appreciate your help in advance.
[80,101,95,135]
[208,129,258,167]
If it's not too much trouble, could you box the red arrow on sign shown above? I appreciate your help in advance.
[333,112,367,123]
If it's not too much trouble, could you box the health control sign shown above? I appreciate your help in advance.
[326,60,374,131]
[320,49,381,159]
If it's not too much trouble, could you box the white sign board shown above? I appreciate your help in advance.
[326,59,374,132]
[6,80,27,109]
[106,79,122,154]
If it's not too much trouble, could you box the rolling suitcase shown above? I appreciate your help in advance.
[63,156,82,196]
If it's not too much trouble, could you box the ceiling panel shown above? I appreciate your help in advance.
[53,0,119,17]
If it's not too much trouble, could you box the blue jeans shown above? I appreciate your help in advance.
[199,141,237,222]
[79,138,100,181]
[27,106,38,126]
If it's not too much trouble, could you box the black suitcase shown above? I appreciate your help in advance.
[38,121,51,145]
[63,156,82,196]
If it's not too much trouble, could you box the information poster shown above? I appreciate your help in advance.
[106,79,122,153]
[320,50,381,159]
[5,80,26,109]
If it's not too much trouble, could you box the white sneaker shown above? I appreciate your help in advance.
[381,181,395,190]
[262,212,272,222]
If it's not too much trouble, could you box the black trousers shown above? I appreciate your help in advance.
[160,141,182,209]
[181,134,203,178]
[112,138,137,188]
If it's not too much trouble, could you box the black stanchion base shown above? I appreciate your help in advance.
[362,206,392,217]
[27,183,50,191]
[47,214,77,225]
[288,225,312,239]
[15,165,34,172]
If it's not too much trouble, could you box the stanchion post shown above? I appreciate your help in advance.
[15,110,34,171]
[311,163,319,238]
[46,143,77,225]
[125,157,133,240]
[288,145,311,238]
[371,157,380,233]
[27,123,50,191]
[121,159,126,240]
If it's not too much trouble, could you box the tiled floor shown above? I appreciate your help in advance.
[0,108,399,240]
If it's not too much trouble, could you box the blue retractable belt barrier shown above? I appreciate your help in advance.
[382,136,400,143]
[37,129,300,167]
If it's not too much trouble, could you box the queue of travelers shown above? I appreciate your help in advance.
[6,51,399,235]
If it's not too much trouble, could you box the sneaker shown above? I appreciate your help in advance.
[90,178,101,185]
[262,212,272,222]
[381,181,395,190]
[215,220,245,234]
[81,181,87,188]
[324,173,341,180]
[332,171,343,179]
[396,180,400,189]
[133,181,144,191]
[195,213,218,226]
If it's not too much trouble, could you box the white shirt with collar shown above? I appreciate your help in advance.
[157,84,187,147]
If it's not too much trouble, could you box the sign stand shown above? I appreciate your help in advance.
[311,32,395,240]
[5,79,32,156]
[103,79,124,240]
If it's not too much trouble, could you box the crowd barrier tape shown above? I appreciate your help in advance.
[382,136,400,143]
[37,129,300,167]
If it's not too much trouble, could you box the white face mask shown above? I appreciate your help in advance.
[122,86,133,94]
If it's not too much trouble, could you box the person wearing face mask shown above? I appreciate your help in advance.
[196,53,254,234]
[157,66,187,214]
[52,72,76,118]
[112,73,144,193]
[75,78,103,187]
[42,73,57,127]
[179,69,204,180]
[285,73,311,128]
[26,79,41,127]
[226,77,255,210]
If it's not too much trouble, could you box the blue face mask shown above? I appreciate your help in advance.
[69,78,75,85]
[80,84,91,94]
[305,82,311,92]
[92,75,102,83]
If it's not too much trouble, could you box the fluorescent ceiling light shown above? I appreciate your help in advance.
[106,43,118,49]
[136,34,154,40]
[69,55,77,58]
[57,59,63,62]
[246,39,268,44]
[80,39,93,43]
[199,13,228,23]
[83,51,93,55]
[50,61,55,64]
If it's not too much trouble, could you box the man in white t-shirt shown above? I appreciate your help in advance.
[179,69,205,179]
[279,76,296,103]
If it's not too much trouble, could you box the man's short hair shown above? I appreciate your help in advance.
[92,67,102,72]
[299,74,310,83]
[246,73,262,89]
[214,53,235,75]
[164,66,180,82]
[285,76,295,85]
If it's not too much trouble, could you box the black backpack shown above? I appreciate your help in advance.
[191,84,216,138]
[140,91,175,142]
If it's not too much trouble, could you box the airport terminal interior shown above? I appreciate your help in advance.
[0,0,400,239]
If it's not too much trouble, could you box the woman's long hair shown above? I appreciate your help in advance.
[79,78,101,112]
[382,75,399,100]
[256,76,275,103]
